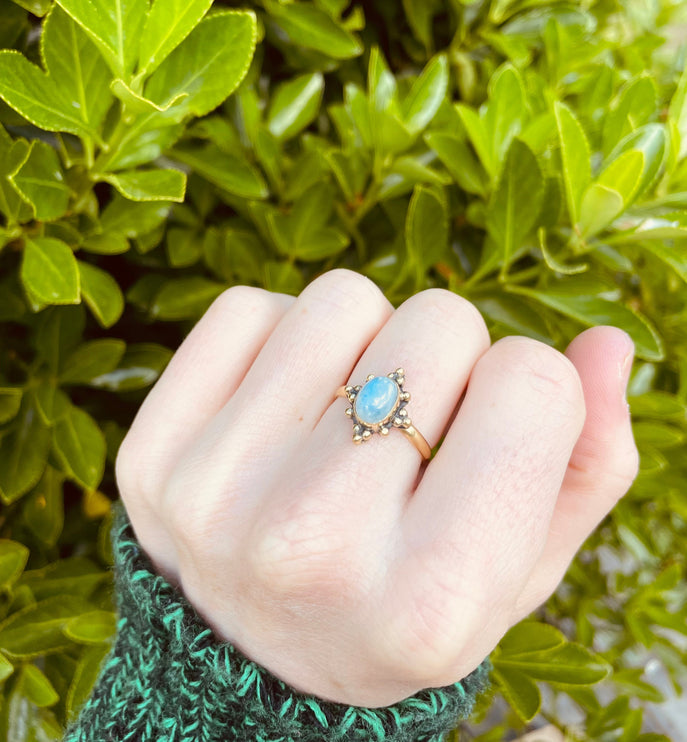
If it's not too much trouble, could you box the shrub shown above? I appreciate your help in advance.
[0,0,685,738]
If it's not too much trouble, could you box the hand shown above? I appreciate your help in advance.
[115,269,638,708]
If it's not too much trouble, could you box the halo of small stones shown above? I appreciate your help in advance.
[344,368,412,444]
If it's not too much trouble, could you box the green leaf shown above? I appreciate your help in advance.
[642,241,687,285]
[55,0,148,78]
[0,654,12,683]
[368,45,397,112]
[267,72,324,141]
[487,138,544,277]
[597,150,645,207]
[634,421,685,449]
[100,194,171,238]
[9,140,70,221]
[21,237,80,306]
[539,228,588,275]
[493,665,541,722]
[498,644,610,685]
[0,50,96,137]
[20,665,59,707]
[553,101,591,226]
[669,65,687,160]
[402,0,440,50]
[0,398,52,505]
[35,305,85,375]
[42,5,114,136]
[401,53,448,135]
[110,77,187,114]
[578,184,625,238]
[24,466,64,548]
[629,391,687,419]
[263,0,362,59]
[59,339,126,385]
[484,64,527,171]
[499,621,565,656]
[508,284,664,361]
[66,644,111,722]
[86,343,172,391]
[263,260,304,294]
[171,143,268,199]
[21,556,107,601]
[11,0,51,15]
[0,387,22,424]
[0,595,90,658]
[151,277,225,320]
[0,540,29,591]
[424,131,488,196]
[52,405,106,490]
[145,11,257,119]
[456,103,494,178]
[602,77,657,156]
[136,0,213,79]
[81,231,130,255]
[268,183,350,261]
[0,128,32,224]
[63,610,116,644]
[406,185,448,270]
[607,124,667,198]
[102,168,186,202]
[166,227,201,267]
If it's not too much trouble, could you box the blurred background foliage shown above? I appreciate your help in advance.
[0,0,686,739]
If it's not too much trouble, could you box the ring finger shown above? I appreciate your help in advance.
[248,289,491,591]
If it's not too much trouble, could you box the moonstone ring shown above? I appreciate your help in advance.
[334,368,431,459]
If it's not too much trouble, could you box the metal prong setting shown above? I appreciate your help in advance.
[345,368,415,444]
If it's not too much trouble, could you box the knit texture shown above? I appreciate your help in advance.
[63,500,491,741]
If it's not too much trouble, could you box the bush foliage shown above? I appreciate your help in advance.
[0,0,686,738]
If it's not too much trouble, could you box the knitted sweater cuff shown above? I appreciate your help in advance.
[64,500,491,742]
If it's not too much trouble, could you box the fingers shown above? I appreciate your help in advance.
[246,289,490,595]
[384,337,586,679]
[513,326,638,615]
[115,285,294,580]
[116,286,294,502]
[162,269,394,534]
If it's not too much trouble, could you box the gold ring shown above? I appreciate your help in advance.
[335,368,431,460]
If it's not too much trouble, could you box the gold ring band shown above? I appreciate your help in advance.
[334,368,431,460]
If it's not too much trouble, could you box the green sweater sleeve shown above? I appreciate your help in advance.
[63,501,491,741]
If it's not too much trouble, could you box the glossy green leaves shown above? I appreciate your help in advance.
[56,0,148,78]
[554,101,591,228]
[493,622,609,722]
[137,0,214,79]
[21,238,79,306]
[263,0,362,60]
[488,139,544,277]
[144,11,257,119]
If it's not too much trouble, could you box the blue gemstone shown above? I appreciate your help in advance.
[354,376,399,425]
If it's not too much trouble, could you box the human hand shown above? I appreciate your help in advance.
[115,269,638,708]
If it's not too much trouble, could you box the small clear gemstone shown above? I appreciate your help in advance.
[354,376,399,425]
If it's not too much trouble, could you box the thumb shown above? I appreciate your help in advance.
[513,325,639,616]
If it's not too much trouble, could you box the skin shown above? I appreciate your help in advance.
[115,268,639,708]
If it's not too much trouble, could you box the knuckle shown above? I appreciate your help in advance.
[405,289,490,346]
[209,284,280,321]
[490,336,584,410]
[303,268,391,316]
[115,428,154,500]
[384,581,468,682]
[248,508,359,600]
[381,545,476,681]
